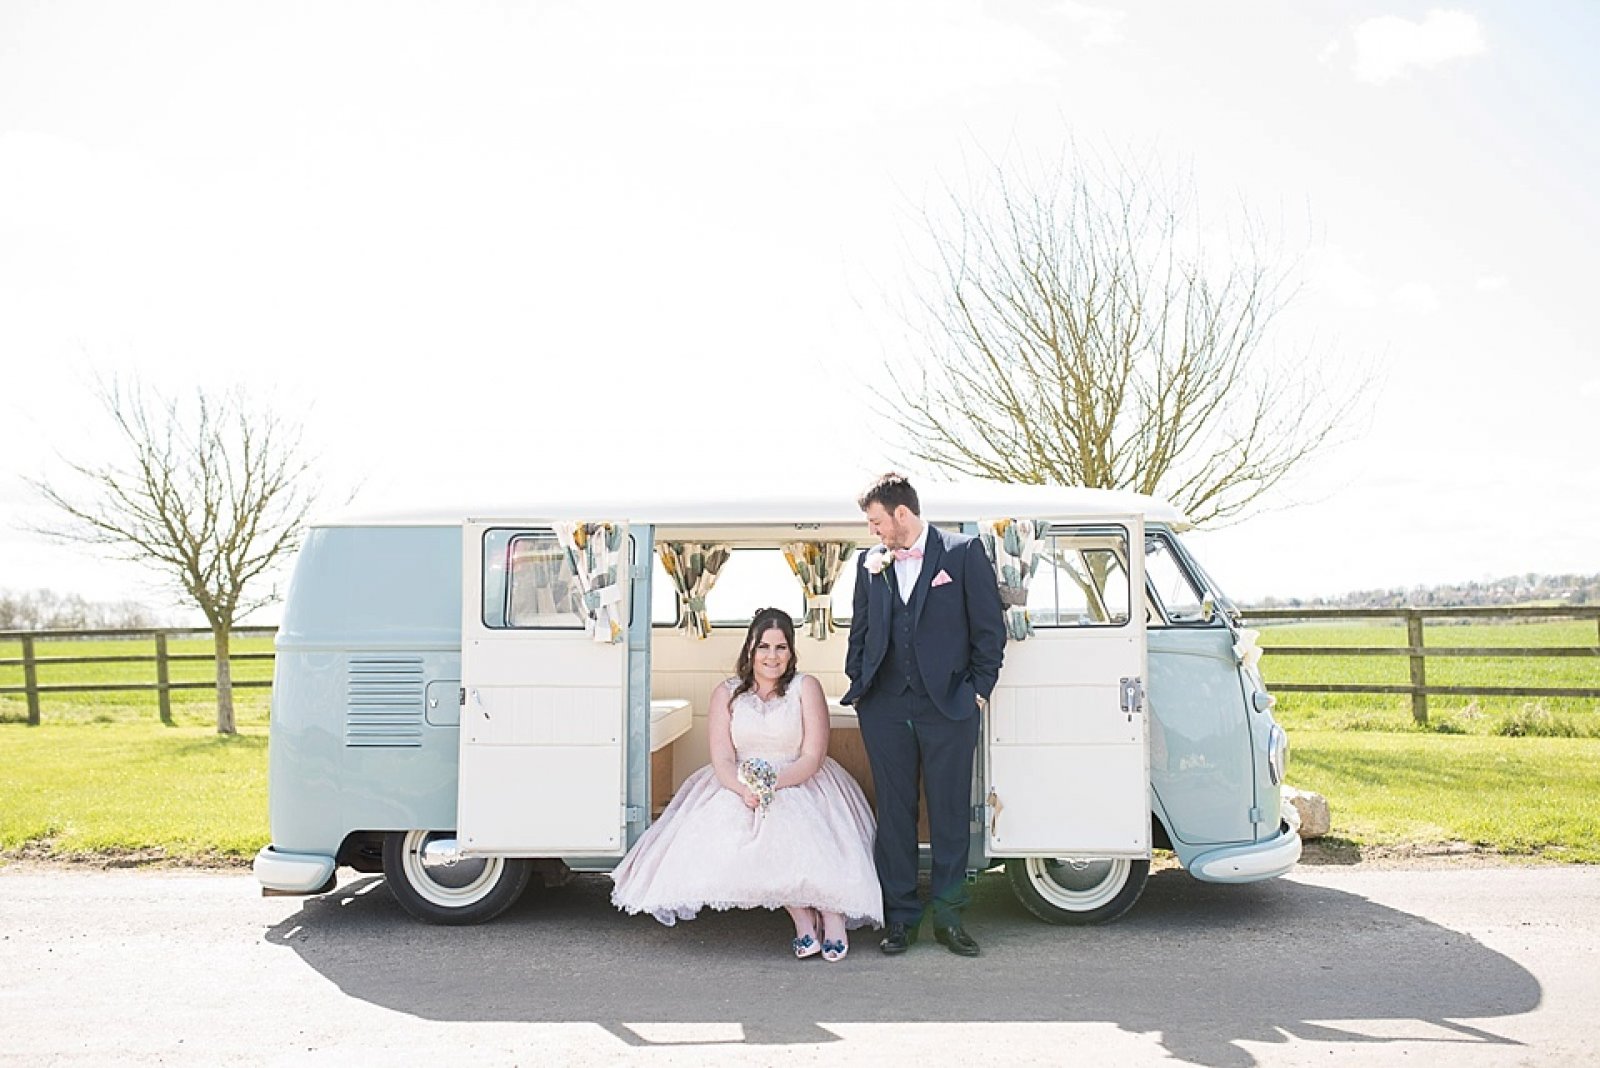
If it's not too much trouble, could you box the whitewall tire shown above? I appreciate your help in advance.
[382,830,532,925]
[1005,856,1150,925]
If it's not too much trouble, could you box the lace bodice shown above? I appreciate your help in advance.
[727,675,808,764]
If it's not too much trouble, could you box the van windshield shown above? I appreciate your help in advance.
[1145,532,1225,625]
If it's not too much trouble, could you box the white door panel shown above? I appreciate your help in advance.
[988,744,1147,854]
[989,682,1142,747]
[458,521,628,857]
[466,636,623,689]
[460,744,623,853]
[985,516,1148,858]
[465,686,621,747]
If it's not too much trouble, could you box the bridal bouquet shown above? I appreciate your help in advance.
[737,757,777,816]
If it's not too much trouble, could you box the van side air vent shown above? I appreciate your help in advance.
[345,656,425,748]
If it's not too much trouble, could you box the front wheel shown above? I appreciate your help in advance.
[1005,856,1150,925]
[382,830,532,925]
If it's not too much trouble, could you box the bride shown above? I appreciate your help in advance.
[610,607,882,960]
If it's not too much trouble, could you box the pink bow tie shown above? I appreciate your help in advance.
[892,547,923,561]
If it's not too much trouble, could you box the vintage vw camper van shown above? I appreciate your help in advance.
[254,484,1299,925]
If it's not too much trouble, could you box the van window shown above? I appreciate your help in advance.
[1026,528,1131,627]
[704,548,805,626]
[830,556,858,625]
[483,528,638,631]
[651,554,680,626]
[499,531,584,629]
[1146,534,1210,625]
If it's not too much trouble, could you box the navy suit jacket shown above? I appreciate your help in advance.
[842,523,1006,720]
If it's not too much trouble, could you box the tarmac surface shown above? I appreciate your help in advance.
[2,860,1597,1066]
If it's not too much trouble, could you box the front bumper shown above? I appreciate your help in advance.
[1186,822,1302,883]
[253,845,337,895]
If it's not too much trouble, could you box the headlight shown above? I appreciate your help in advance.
[1268,724,1289,786]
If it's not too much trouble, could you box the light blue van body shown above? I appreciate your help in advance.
[259,518,1299,908]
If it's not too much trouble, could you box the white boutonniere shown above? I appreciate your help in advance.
[864,545,893,576]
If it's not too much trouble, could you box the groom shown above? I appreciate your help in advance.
[843,473,1005,956]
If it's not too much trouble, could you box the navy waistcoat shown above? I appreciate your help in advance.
[879,575,927,696]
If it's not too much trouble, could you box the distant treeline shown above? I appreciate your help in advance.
[0,589,165,630]
[1248,573,1600,610]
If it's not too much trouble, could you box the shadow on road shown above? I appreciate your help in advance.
[263,868,1537,1067]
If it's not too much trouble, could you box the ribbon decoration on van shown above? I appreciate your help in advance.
[554,521,628,643]
[658,542,732,640]
[1233,627,1264,670]
[782,541,857,640]
[978,518,1048,642]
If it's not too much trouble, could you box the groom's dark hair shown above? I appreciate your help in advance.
[858,472,920,516]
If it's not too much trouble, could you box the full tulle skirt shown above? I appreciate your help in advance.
[610,757,883,929]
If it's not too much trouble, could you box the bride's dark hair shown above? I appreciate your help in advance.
[731,607,799,701]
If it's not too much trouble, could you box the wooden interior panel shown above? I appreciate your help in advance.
[825,724,931,841]
[650,746,674,816]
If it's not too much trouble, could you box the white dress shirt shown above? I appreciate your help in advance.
[894,525,930,604]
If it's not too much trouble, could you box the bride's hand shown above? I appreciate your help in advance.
[736,785,760,810]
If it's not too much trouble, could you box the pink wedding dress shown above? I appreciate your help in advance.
[610,675,883,929]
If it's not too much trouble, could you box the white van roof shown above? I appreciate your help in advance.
[318,481,1191,531]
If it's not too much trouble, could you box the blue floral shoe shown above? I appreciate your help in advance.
[792,933,821,959]
[822,937,848,963]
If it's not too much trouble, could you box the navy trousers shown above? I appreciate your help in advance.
[857,689,979,928]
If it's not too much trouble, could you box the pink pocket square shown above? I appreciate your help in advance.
[931,570,952,587]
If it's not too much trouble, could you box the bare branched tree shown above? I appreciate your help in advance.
[885,149,1365,527]
[30,379,318,733]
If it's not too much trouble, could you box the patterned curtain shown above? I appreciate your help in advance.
[658,542,732,640]
[554,522,628,644]
[979,518,1048,642]
[782,541,857,640]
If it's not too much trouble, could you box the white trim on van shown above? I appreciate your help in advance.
[308,482,1191,531]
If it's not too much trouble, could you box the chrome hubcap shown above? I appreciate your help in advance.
[417,834,491,890]
[399,830,503,907]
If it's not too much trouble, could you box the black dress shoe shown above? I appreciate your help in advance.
[880,922,919,955]
[934,924,980,957]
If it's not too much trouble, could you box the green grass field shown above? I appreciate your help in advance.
[0,623,1595,864]
[0,723,268,858]
[1282,729,1600,862]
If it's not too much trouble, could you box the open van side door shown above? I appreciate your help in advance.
[984,516,1148,857]
[458,521,630,856]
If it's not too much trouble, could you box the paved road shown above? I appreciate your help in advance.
[2,862,1597,1066]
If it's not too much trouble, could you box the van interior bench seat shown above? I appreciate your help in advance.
[649,698,692,753]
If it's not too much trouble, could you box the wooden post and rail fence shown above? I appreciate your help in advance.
[1,609,1597,726]
[1240,605,1600,725]
[0,626,276,726]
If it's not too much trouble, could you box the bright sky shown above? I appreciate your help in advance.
[2,1,1596,621]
